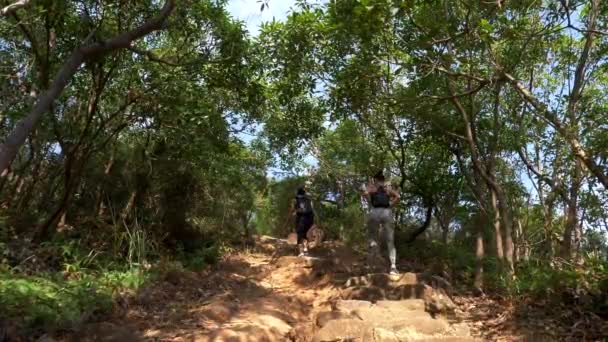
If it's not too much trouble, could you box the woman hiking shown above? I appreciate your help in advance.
[363,171,401,274]
[290,182,315,257]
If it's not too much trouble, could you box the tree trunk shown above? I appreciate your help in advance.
[440,216,449,245]
[503,2,604,189]
[505,76,607,188]
[95,152,115,217]
[474,213,486,293]
[0,167,11,195]
[35,148,84,241]
[490,189,504,261]
[542,199,554,257]
[513,217,520,264]
[517,217,530,262]
[243,211,253,239]
[561,196,579,260]
[0,0,175,174]
[16,148,45,212]
[0,0,32,17]
[496,188,514,273]
[121,190,137,221]
[6,172,25,208]
[447,75,515,276]
[57,211,67,231]
[36,165,63,213]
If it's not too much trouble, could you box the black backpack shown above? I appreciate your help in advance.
[371,186,390,208]
[295,194,313,214]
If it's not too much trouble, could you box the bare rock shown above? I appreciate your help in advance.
[375,299,426,312]
[363,327,400,342]
[287,323,315,342]
[397,272,419,286]
[419,273,454,296]
[345,272,418,289]
[315,311,357,328]
[342,285,387,302]
[406,337,479,342]
[334,299,373,313]
[449,323,471,337]
[390,316,450,335]
[393,284,456,316]
[351,306,430,325]
[312,319,373,342]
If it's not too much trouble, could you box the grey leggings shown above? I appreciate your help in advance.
[367,208,396,266]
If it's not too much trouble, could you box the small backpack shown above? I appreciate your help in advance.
[295,194,313,214]
[370,186,390,208]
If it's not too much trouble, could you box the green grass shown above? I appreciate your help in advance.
[0,239,221,335]
[397,238,608,317]
[0,268,149,333]
[0,224,226,336]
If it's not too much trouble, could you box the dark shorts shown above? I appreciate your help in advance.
[296,214,314,244]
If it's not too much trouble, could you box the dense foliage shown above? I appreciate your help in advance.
[0,0,607,337]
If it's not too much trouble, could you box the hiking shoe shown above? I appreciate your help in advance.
[389,266,399,275]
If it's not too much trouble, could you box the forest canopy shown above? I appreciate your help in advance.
[0,0,607,339]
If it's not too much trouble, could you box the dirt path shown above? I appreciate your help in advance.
[71,236,480,341]
[61,236,608,342]
[90,236,475,342]
[120,236,356,341]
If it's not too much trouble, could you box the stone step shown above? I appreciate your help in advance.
[313,318,472,342]
[313,312,453,341]
[341,284,456,316]
[334,299,373,312]
[315,311,357,328]
[351,307,435,327]
[312,319,373,342]
[333,299,430,326]
[312,297,468,342]
[273,255,326,268]
[375,299,427,311]
[334,299,426,313]
[407,337,480,342]
[345,272,419,288]
[364,327,479,342]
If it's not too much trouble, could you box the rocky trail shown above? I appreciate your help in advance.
[64,235,600,342]
[70,236,480,342]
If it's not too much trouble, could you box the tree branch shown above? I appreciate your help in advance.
[10,11,41,62]
[516,146,569,204]
[422,80,489,101]
[406,204,434,243]
[80,1,174,57]
[453,150,487,213]
[502,71,608,189]
[128,46,178,66]
[567,0,599,117]
[432,64,489,83]
[0,0,31,17]
[0,0,175,174]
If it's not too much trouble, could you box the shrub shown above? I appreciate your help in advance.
[0,268,148,334]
